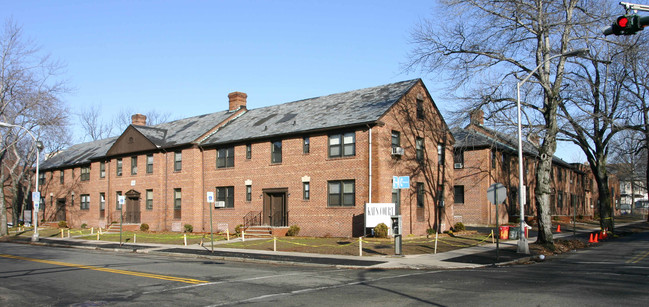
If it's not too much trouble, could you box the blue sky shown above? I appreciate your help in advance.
[2,0,585,162]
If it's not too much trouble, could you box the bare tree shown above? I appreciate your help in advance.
[0,20,69,236]
[405,0,604,246]
[78,104,115,141]
[559,36,630,233]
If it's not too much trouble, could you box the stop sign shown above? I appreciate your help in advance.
[487,183,507,205]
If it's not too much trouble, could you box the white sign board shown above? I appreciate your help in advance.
[118,195,126,205]
[365,203,396,228]
[32,192,40,204]
[206,191,214,203]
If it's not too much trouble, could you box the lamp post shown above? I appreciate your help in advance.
[516,48,589,254]
[0,122,44,241]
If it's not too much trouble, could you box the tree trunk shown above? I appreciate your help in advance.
[0,166,8,236]
[535,149,555,244]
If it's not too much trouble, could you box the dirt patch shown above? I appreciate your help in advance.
[529,239,588,257]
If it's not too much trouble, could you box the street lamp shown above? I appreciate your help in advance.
[516,48,589,254]
[0,122,44,241]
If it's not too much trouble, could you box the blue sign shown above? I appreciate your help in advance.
[392,176,410,189]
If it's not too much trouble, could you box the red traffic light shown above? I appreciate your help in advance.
[617,16,629,28]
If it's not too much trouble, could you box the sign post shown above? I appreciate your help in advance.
[487,183,506,262]
[118,195,125,246]
[206,191,215,253]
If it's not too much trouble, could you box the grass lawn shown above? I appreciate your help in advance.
[6,226,495,256]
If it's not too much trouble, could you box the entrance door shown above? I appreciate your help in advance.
[124,190,141,223]
[263,189,287,227]
[55,199,66,221]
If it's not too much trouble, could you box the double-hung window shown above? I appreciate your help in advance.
[146,189,153,210]
[131,157,137,175]
[416,137,424,162]
[80,166,90,181]
[216,186,234,208]
[174,188,182,218]
[146,154,154,174]
[80,194,90,210]
[329,132,355,158]
[328,180,355,207]
[217,147,235,168]
[116,159,123,176]
[174,152,182,172]
[271,141,282,163]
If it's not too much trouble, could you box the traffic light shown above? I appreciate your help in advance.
[607,14,649,35]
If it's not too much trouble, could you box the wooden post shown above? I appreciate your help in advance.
[273,237,277,252]
[67,229,70,238]
[183,233,187,246]
[91,227,94,234]
[134,234,137,243]
[226,229,230,241]
[359,237,363,256]
[242,230,245,242]
[61,229,64,238]
[434,231,439,254]
[97,232,100,240]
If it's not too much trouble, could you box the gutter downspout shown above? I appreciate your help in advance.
[369,127,372,204]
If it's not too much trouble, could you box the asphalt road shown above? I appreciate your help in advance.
[1,229,648,306]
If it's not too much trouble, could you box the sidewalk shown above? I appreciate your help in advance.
[9,220,646,270]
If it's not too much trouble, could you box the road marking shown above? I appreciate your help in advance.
[0,253,209,284]
[626,250,649,264]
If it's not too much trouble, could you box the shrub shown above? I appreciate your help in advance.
[286,225,300,236]
[58,221,68,228]
[81,223,88,229]
[426,228,435,236]
[235,224,243,235]
[184,224,193,233]
[374,223,389,238]
[140,223,149,231]
[453,222,465,232]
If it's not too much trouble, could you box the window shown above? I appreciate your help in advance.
[174,188,182,218]
[246,185,252,202]
[216,186,234,208]
[391,131,401,148]
[38,173,45,185]
[60,170,64,184]
[437,143,445,165]
[558,168,562,181]
[146,189,153,210]
[454,185,465,204]
[116,158,123,176]
[329,132,356,158]
[80,194,90,210]
[416,99,424,120]
[80,166,90,181]
[454,149,464,168]
[146,154,153,174]
[303,182,310,200]
[491,150,496,169]
[246,143,251,159]
[100,161,106,178]
[416,137,424,162]
[417,182,425,208]
[328,180,355,207]
[558,190,564,208]
[116,191,122,210]
[271,141,282,163]
[99,193,105,218]
[174,152,182,172]
[131,157,137,175]
[217,147,235,168]
[303,137,310,154]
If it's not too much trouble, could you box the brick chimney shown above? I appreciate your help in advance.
[228,92,247,111]
[131,113,147,126]
[469,109,484,126]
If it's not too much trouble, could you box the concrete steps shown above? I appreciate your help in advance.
[244,226,273,238]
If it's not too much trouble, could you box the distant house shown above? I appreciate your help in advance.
[451,110,603,226]
[38,79,455,237]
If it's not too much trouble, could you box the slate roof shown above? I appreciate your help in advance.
[40,137,118,170]
[202,79,420,145]
[452,126,572,167]
[41,79,422,170]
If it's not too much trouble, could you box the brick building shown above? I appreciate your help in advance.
[38,79,455,237]
[451,110,609,226]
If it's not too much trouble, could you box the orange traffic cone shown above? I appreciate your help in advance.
[588,233,594,243]
[594,232,599,243]
[556,224,561,233]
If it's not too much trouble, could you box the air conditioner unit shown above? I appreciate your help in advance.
[454,163,463,169]
[214,201,225,208]
[391,147,404,156]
